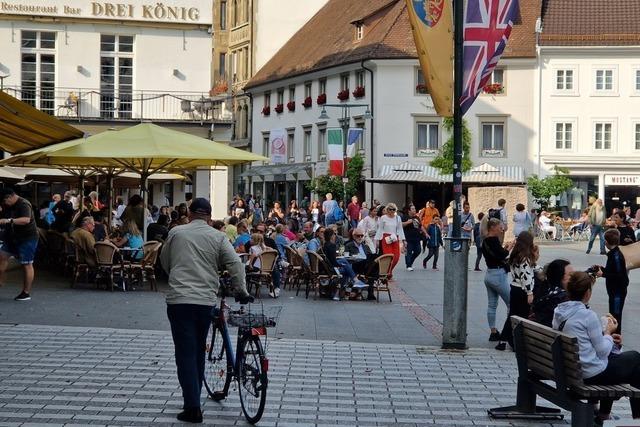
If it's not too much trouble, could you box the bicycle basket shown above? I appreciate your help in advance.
[227,306,282,329]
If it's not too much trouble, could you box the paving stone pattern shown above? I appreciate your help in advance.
[2,323,625,427]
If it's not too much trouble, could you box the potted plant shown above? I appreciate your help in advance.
[286,100,296,112]
[317,93,327,105]
[274,103,284,114]
[337,89,350,101]
[302,96,313,108]
[482,83,504,94]
[209,80,228,97]
[352,86,365,98]
[416,84,428,94]
[261,106,270,116]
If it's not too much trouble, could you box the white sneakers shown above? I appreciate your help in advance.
[269,288,281,298]
[407,267,414,272]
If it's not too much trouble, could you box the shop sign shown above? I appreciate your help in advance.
[604,175,640,186]
[0,0,212,24]
[315,162,328,176]
[383,153,409,157]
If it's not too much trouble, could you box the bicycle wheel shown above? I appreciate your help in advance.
[237,335,268,424]
[203,320,232,400]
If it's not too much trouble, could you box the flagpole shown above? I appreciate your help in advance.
[442,0,469,349]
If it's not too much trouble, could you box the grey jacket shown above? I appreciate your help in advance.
[160,219,247,306]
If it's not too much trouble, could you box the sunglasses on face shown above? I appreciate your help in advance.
[354,234,364,237]
[388,208,396,211]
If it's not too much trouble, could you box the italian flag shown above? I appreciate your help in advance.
[328,128,363,176]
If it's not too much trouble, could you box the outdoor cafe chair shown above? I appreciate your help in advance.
[46,230,67,271]
[126,241,162,291]
[360,254,394,303]
[284,245,304,290]
[246,248,278,298]
[95,241,123,292]
[68,239,91,288]
[306,250,341,300]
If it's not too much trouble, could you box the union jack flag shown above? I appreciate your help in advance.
[460,0,519,115]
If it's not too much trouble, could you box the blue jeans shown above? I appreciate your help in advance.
[405,239,421,268]
[167,304,213,409]
[484,268,510,329]
[587,225,606,253]
[337,258,356,287]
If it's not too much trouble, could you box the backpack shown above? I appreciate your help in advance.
[488,208,503,221]
[332,207,344,221]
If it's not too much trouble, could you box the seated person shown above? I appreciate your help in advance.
[70,216,97,267]
[305,225,325,265]
[539,211,557,240]
[553,271,640,423]
[147,214,169,242]
[345,228,378,300]
[91,211,108,242]
[570,209,589,235]
[233,221,251,253]
[321,228,367,301]
[111,220,144,261]
[246,233,265,272]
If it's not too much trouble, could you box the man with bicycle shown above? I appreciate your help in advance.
[160,198,253,424]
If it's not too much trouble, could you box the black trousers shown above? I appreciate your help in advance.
[423,247,439,268]
[474,245,483,269]
[500,286,529,347]
[405,239,422,268]
[607,285,627,334]
[167,304,213,409]
[586,351,640,417]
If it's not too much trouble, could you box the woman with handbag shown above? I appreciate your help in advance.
[374,203,406,279]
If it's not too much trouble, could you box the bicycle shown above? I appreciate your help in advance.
[203,279,281,424]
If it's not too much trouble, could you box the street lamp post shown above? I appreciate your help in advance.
[319,103,372,224]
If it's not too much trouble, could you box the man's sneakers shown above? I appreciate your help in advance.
[407,266,414,271]
[14,292,30,301]
[269,288,281,298]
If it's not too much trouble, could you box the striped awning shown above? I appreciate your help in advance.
[370,161,525,184]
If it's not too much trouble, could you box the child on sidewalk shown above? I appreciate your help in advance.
[596,228,629,333]
[423,215,443,270]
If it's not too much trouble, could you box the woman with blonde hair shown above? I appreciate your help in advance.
[112,220,144,260]
[374,202,406,278]
[247,233,266,271]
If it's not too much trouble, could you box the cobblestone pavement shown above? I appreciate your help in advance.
[1,323,634,427]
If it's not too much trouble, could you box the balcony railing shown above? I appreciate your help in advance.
[3,86,234,123]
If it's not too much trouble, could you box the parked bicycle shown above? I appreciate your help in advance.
[203,276,281,424]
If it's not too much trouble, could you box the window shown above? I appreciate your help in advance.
[100,34,133,119]
[416,122,439,156]
[263,91,270,107]
[287,131,295,162]
[481,122,505,154]
[20,30,56,114]
[288,86,295,102]
[277,88,284,105]
[219,53,226,78]
[635,123,640,150]
[355,70,365,88]
[220,0,227,30]
[233,0,238,26]
[635,69,640,92]
[242,106,248,139]
[262,133,269,159]
[304,82,312,99]
[595,69,614,91]
[318,127,327,158]
[556,69,574,91]
[245,0,250,24]
[303,128,312,160]
[340,74,349,91]
[555,122,573,150]
[415,67,428,94]
[243,46,249,80]
[319,78,326,95]
[231,51,237,82]
[354,120,365,152]
[355,23,364,40]
[594,122,612,150]
[490,69,504,85]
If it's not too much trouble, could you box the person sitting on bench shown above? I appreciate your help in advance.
[553,271,640,423]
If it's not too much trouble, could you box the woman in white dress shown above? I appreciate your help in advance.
[512,203,531,238]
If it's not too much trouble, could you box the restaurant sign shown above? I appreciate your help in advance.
[0,0,212,25]
[604,175,640,186]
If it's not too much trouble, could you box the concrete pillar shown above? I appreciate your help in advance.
[442,237,470,349]
[211,168,229,219]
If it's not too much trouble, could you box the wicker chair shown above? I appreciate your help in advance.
[306,250,341,300]
[126,241,162,291]
[284,246,304,291]
[68,239,91,287]
[46,230,67,271]
[246,248,278,298]
[95,241,123,291]
[360,254,394,302]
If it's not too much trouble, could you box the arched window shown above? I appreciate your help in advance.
[242,105,249,139]
[236,105,243,140]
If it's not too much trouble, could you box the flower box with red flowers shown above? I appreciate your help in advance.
[317,93,327,105]
[286,101,296,112]
[274,103,284,114]
[416,84,428,94]
[261,106,270,116]
[482,83,504,94]
[302,96,312,108]
[352,86,365,98]
[337,89,350,101]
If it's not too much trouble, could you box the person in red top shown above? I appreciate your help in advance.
[347,195,361,230]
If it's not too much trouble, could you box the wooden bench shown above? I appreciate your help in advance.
[488,316,640,426]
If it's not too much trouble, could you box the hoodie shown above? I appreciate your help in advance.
[552,301,613,379]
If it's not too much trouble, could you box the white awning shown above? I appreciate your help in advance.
[370,161,525,184]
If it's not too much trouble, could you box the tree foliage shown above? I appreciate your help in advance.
[430,117,473,174]
[527,166,573,209]
[308,154,364,201]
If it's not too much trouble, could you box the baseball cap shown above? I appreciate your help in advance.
[189,197,212,216]
[0,187,16,200]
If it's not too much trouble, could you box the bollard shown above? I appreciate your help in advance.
[442,237,470,349]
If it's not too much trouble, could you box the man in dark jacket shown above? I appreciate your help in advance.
[595,229,629,333]
[345,228,378,300]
